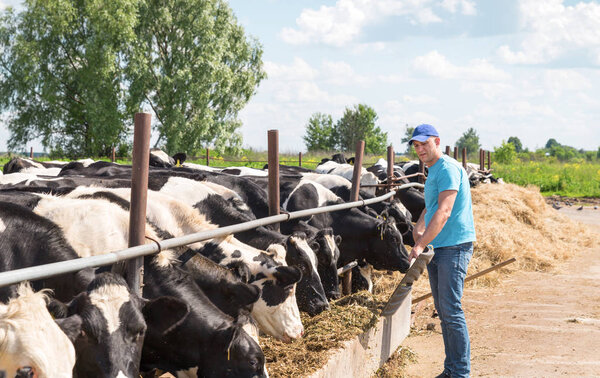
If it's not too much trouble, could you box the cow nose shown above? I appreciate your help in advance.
[328,290,341,300]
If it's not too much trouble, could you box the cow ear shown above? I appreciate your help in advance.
[335,235,342,245]
[55,315,83,343]
[273,266,302,288]
[221,279,261,307]
[227,261,252,283]
[47,298,69,319]
[143,296,190,336]
[309,240,320,252]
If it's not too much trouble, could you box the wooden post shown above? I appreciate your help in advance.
[445,145,450,156]
[462,147,467,169]
[386,145,394,195]
[299,152,302,167]
[418,160,425,184]
[206,148,210,166]
[30,147,33,159]
[127,113,152,294]
[345,140,365,296]
[453,146,458,160]
[479,148,484,171]
[112,146,116,163]
[268,130,280,231]
[487,150,491,170]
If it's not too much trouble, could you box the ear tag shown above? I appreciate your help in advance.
[176,159,180,167]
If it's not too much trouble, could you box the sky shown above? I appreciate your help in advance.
[1,0,600,153]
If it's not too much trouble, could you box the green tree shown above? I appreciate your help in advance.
[545,138,560,149]
[493,140,516,164]
[455,127,481,156]
[303,113,335,151]
[335,104,388,154]
[597,147,600,159]
[507,136,523,153]
[127,0,265,155]
[400,124,415,154]
[0,1,138,156]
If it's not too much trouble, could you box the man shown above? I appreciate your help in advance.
[409,124,476,378]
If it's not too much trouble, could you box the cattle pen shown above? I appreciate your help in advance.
[0,114,428,378]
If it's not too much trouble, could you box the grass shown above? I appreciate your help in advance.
[492,161,600,198]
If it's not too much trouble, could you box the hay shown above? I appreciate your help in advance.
[471,183,599,277]
[261,183,600,376]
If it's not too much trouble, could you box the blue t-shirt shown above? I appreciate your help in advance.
[424,155,476,248]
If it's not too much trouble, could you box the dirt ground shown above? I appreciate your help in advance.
[396,206,600,377]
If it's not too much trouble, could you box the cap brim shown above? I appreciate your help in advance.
[408,135,432,145]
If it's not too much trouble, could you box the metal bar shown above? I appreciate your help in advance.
[487,150,491,170]
[337,261,358,276]
[206,148,210,166]
[345,140,365,296]
[418,160,425,184]
[462,147,467,169]
[386,146,394,196]
[267,130,280,231]
[299,152,302,167]
[361,182,425,189]
[0,191,396,288]
[389,173,426,181]
[112,146,116,163]
[30,147,33,159]
[445,145,450,155]
[127,113,151,293]
[412,257,517,304]
[453,146,458,160]
[479,148,484,171]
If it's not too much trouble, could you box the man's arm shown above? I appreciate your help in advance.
[409,190,457,261]
[413,207,427,242]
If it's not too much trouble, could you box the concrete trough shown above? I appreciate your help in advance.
[309,286,412,378]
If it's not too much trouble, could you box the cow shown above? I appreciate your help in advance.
[149,149,187,168]
[193,192,330,315]
[221,167,268,176]
[0,284,77,378]
[282,180,411,272]
[61,186,305,338]
[2,157,94,176]
[314,160,378,196]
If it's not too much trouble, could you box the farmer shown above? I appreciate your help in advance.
[409,124,476,378]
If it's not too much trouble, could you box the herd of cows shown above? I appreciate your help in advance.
[0,150,497,377]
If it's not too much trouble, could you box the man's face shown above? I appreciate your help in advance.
[412,137,440,166]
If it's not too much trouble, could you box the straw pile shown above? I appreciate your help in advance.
[261,183,599,376]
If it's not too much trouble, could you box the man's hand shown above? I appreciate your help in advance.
[409,244,423,262]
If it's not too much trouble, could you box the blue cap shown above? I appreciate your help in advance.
[409,124,439,145]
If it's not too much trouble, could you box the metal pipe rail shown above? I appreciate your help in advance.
[0,190,398,288]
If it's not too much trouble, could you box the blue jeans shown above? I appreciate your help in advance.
[427,242,473,378]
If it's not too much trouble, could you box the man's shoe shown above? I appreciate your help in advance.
[434,371,450,378]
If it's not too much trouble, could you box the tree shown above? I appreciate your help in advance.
[545,138,560,149]
[335,104,388,154]
[127,0,265,155]
[493,140,516,164]
[507,136,523,153]
[0,1,138,156]
[455,128,481,156]
[597,147,600,159]
[303,113,335,151]
[400,124,415,154]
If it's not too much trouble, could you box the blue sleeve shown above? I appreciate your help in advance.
[437,162,460,192]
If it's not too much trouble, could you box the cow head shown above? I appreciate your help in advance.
[201,324,267,378]
[286,232,329,316]
[50,272,189,378]
[0,284,76,378]
[310,229,341,300]
[250,265,304,342]
[367,218,410,272]
[382,200,415,247]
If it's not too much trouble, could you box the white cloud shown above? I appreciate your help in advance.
[280,0,476,46]
[264,58,318,81]
[321,60,370,85]
[440,0,476,15]
[542,69,592,93]
[413,50,510,81]
[497,0,600,64]
[402,94,438,104]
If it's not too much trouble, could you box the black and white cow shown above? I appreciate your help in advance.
[0,284,77,378]
[282,180,411,272]
[149,149,187,168]
[314,160,378,196]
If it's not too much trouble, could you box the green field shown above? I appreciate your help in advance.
[492,161,600,198]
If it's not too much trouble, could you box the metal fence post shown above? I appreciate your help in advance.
[479,148,484,171]
[268,130,280,232]
[453,146,458,160]
[345,140,365,295]
[386,146,394,195]
[112,146,116,163]
[30,147,33,159]
[418,160,425,184]
[445,145,450,156]
[462,147,467,169]
[206,148,210,166]
[299,152,302,167]
[487,150,491,170]
[127,113,151,294]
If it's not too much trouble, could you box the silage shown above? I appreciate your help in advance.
[261,183,600,376]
